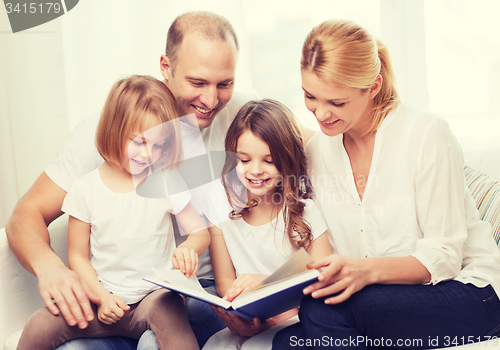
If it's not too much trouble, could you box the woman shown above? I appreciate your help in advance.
[272,20,500,349]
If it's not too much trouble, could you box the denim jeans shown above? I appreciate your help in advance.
[273,281,500,349]
[55,336,137,350]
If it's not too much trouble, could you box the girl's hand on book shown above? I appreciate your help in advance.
[172,246,199,277]
[97,293,130,325]
[223,274,268,302]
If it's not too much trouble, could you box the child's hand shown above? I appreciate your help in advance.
[172,246,199,277]
[97,293,130,325]
[224,274,268,302]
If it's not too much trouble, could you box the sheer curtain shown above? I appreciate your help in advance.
[1,0,497,227]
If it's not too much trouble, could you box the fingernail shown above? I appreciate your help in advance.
[78,321,87,329]
[312,291,318,298]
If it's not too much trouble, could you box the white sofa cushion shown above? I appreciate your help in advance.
[464,147,500,182]
[0,215,69,348]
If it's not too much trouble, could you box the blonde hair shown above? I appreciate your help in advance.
[96,75,182,170]
[222,99,313,250]
[301,20,399,133]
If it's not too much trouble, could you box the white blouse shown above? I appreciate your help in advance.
[306,102,500,295]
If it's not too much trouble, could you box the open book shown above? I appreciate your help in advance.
[144,248,319,320]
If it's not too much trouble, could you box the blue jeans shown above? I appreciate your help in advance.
[137,279,227,349]
[55,336,137,350]
[273,281,500,349]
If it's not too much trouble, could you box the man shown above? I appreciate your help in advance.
[7,11,249,350]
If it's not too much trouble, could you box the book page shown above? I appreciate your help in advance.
[152,269,207,293]
[148,269,232,309]
[252,248,314,290]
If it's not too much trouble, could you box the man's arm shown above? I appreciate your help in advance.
[5,172,97,329]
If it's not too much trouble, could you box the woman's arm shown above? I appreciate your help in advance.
[304,255,430,304]
[304,230,429,303]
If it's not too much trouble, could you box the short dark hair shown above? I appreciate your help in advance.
[165,11,239,72]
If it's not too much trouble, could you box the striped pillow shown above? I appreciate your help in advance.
[464,166,500,244]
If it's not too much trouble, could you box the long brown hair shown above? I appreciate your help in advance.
[301,20,399,133]
[222,99,313,250]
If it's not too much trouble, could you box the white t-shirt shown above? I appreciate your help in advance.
[45,90,254,280]
[61,168,191,304]
[306,102,500,295]
[204,182,327,275]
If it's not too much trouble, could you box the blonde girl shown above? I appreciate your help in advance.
[203,99,332,348]
[18,75,209,350]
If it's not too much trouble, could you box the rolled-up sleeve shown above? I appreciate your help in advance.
[410,118,468,284]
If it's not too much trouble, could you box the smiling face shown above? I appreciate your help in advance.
[123,118,168,176]
[301,69,381,138]
[235,130,281,200]
[161,33,237,130]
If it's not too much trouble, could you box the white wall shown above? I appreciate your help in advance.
[1,0,499,227]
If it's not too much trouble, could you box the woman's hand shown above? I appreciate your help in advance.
[97,293,130,325]
[304,255,373,304]
[223,274,268,302]
[172,246,199,277]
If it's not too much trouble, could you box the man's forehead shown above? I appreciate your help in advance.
[179,31,237,56]
[175,33,237,82]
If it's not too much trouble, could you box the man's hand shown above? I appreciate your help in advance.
[6,172,99,328]
[38,262,99,328]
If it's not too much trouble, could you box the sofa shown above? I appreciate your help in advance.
[1,147,500,350]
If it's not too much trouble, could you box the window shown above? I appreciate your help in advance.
[423,0,500,152]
